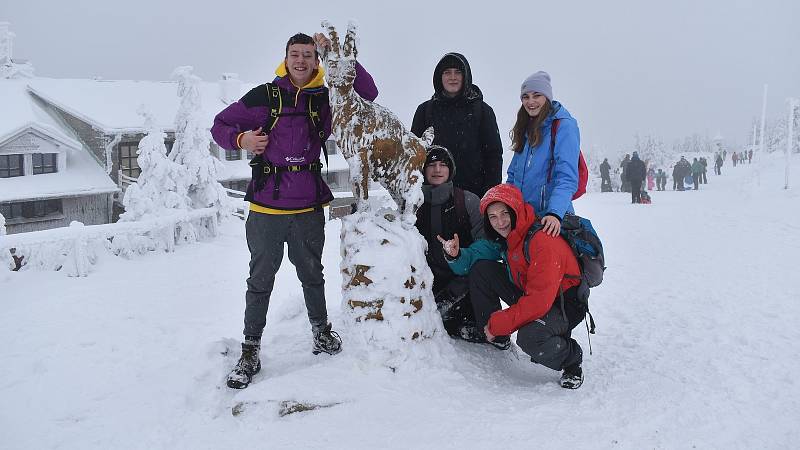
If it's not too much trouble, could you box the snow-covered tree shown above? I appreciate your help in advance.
[169,66,229,215]
[119,106,191,222]
[764,105,800,154]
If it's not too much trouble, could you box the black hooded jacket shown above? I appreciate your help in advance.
[411,52,503,198]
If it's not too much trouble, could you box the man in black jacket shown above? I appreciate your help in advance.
[411,52,503,198]
[627,152,647,203]
[415,146,485,341]
[600,158,612,192]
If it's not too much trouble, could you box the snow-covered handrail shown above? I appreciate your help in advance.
[0,208,219,276]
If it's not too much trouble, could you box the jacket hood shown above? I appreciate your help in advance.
[432,52,481,101]
[479,183,536,244]
[274,61,326,90]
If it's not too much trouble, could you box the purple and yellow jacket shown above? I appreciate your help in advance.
[211,62,378,214]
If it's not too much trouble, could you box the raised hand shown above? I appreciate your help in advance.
[436,233,460,258]
[240,127,269,154]
[313,33,332,52]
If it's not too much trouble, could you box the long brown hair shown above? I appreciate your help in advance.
[509,101,552,153]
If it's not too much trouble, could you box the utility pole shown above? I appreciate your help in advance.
[760,84,769,155]
[786,98,798,190]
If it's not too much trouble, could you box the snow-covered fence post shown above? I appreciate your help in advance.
[322,21,444,356]
[65,221,92,277]
[0,212,13,270]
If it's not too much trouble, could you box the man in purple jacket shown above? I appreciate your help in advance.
[212,32,378,389]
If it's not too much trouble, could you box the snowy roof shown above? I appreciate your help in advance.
[0,78,80,146]
[27,77,252,134]
[0,145,119,203]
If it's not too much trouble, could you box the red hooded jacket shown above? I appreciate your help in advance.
[479,184,581,336]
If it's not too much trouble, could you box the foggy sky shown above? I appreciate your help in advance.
[2,0,799,157]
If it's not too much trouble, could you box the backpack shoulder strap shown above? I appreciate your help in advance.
[453,187,469,231]
[263,83,282,134]
[523,222,545,264]
[307,90,329,167]
[546,118,561,184]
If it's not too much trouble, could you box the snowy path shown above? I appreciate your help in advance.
[1,155,798,449]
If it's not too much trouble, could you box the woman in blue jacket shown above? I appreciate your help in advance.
[506,71,580,237]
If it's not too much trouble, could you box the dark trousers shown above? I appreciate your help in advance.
[468,260,582,371]
[630,180,643,203]
[434,275,477,336]
[692,174,700,190]
[714,165,721,175]
[600,176,613,192]
[243,210,327,337]
[701,171,707,184]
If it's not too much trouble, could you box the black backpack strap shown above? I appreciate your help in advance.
[453,187,469,233]
[308,91,329,168]
[522,222,545,264]
[546,119,560,184]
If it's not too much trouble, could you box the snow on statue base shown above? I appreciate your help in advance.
[340,209,446,363]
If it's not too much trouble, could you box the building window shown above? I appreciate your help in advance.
[32,153,58,174]
[225,179,249,193]
[0,154,24,178]
[0,199,62,220]
[225,148,242,161]
[118,142,141,178]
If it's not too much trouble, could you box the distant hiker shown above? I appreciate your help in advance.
[600,158,613,192]
[714,152,723,175]
[211,32,379,389]
[627,152,647,203]
[748,149,753,163]
[732,152,738,167]
[439,184,586,388]
[620,154,631,192]
[415,146,485,341]
[691,158,703,190]
[674,156,691,191]
[411,52,503,198]
[699,157,708,184]
[507,71,581,237]
[656,169,667,191]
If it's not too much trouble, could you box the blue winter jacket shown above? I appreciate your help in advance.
[506,101,580,219]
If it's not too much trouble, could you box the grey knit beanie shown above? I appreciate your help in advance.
[520,71,553,101]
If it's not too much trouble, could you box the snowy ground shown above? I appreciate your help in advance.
[2,154,799,449]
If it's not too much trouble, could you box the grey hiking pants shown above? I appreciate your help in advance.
[243,209,328,337]
[469,260,582,371]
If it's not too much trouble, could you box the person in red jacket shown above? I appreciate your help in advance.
[439,183,585,388]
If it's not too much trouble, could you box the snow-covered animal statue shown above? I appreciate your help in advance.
[320,21,427,222]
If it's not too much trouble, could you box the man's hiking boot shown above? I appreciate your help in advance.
[227,341,261,389]
[560,363,584,389]
[312,323,342,355]
[488,335,511,350]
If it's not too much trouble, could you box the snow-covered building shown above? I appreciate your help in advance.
[0,24,351,234]
[0,79,119,234]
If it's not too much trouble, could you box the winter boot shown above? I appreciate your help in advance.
[560,363,584,389]
[227,340,261,389]
[489,335,511,350]
[312,323,342,355]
